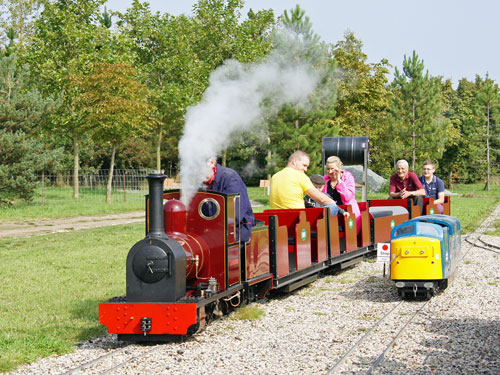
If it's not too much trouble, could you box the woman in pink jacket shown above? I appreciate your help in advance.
[322,156,361,233]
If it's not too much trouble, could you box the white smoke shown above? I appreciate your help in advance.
[178,28,325,207]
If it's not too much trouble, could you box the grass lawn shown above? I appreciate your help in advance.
[486,220,500,236]
[0,188,145,221]
[0,224,143,372]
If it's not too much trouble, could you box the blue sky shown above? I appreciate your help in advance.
[104,0,500,87]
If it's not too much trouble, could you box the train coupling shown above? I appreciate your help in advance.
[140,317,152,336]
[395,281,435,298]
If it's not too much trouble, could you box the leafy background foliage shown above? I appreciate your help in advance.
[0,0,498,203]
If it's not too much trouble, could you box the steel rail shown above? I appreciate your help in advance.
[325,301,404,374]
[365,299,430,375]
[58,344,160,375]
[98,345,161,375]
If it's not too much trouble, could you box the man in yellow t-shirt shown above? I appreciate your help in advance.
[270,150,337,210]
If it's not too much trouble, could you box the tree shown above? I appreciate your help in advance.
[474,75,500,190]
[0,0,41,48]
[332,31,391,176]
[390,51,447,171]
[117,0,274,171]
[0,130,60,203]
[266,4,337,174]
[23,0,112,198]
[435,79,462,185]
[72,62,154,203]
[117,3,204,172]
[442,76,500,185]
[0,53,57,133]
[0,52,62,203]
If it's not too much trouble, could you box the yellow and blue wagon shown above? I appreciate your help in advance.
[390,215,461,298]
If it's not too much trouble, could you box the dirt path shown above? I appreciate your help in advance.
[0,211,145,239]
[0,199,264,239]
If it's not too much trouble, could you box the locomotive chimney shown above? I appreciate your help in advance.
[146,173,167,238]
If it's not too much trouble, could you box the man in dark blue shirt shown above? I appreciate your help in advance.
[203,158,255,242]
[419,160,445,214]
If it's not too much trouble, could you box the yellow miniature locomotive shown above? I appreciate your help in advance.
[390,215,461,298]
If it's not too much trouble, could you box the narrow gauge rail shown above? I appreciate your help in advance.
[476,237,500,254]
[326,299,430,375]
[463,202,500,257]
[58,345,160,375]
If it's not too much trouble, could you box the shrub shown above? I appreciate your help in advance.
[0,130,61,203]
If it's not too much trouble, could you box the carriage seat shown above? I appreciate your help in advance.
[369,206,408,218]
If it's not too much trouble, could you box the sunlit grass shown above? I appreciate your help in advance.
[3,183,499,229]
[486,219,500,236]
[230,305,265,321]
[450,195,500,233]
[0,223,142,372]
[0,188,144,221]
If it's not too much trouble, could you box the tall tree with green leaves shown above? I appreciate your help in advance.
[117,0,274,172]
[0,0,41,48]
[116,2,200,171]
[23,0,112,198]
[332,31,391,176]
[390,51,447,171]
[72,62,155,203]
[266,4,337,174]
[192,0,274,168]
[0,53,57,133]
[435,78,463,185]
[0,129,63,203]
[474,74,500,190]
[0,53,62,203]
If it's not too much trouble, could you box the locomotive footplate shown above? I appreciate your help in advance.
[99,302,200,337]
[99,286,243,340]
[273,262,327,291]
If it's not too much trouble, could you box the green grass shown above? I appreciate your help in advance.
[230,305,265,321]
[364,184,500,234]
[447,184,500,233]
[449,195,500,233]
[313,311,327,316]
[3,184,499,228]
[448,183,500,197]
[486,219,500,236]
[247,187,270,205]
[0,188,144,221]
[0,223,142,372]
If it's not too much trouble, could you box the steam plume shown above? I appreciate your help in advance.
[178,28,326,207]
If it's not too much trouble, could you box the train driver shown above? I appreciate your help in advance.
[203,157,255,243]
[270,150,347,217]
[389,159,425,214]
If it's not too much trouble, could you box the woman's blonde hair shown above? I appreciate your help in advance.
[326,155,343,169]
